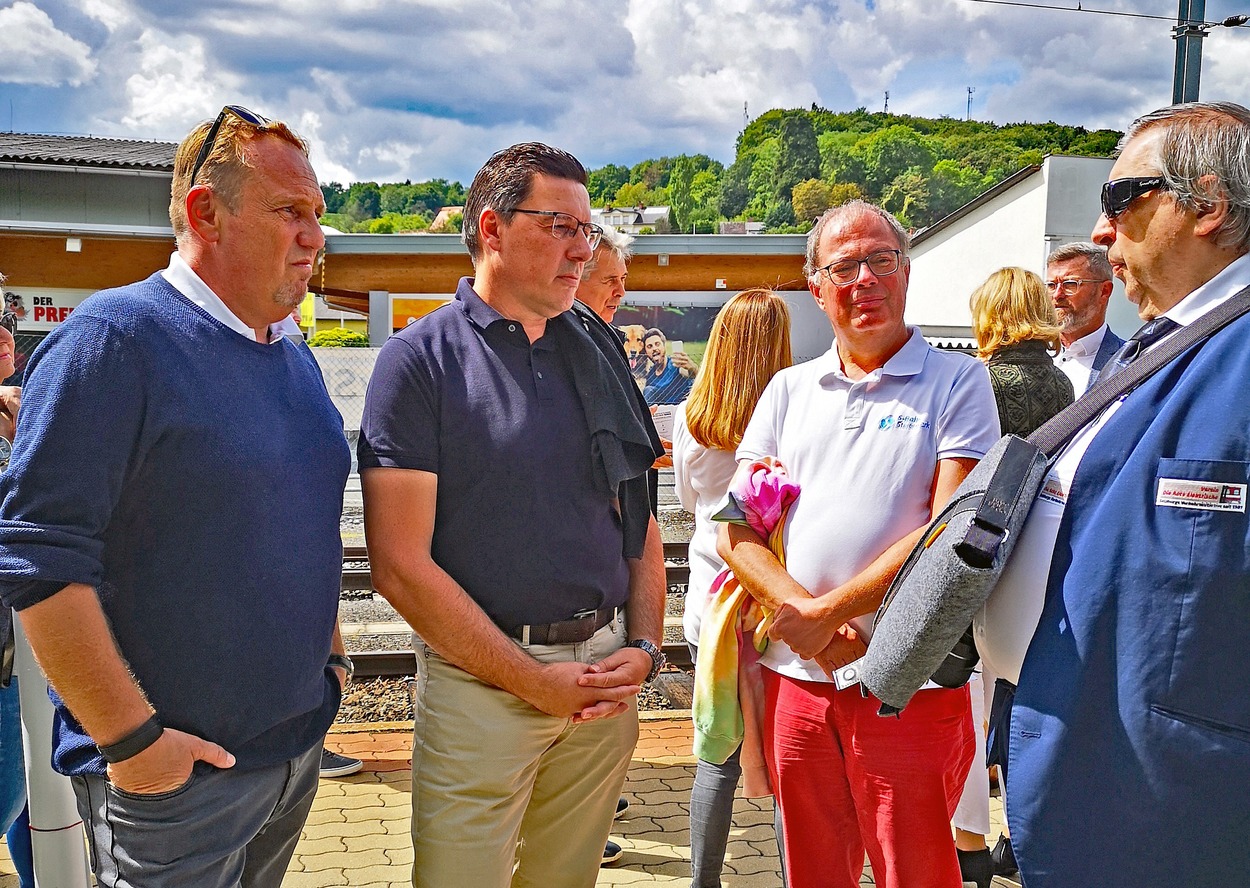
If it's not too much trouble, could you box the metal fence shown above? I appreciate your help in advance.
[308,347,382,433]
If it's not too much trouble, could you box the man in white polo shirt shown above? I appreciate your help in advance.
[720,201,999,888]
[1046,242,1124,394]
[976,101,1250,888]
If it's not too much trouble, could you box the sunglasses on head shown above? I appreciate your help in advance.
[1100,176,1168,220]
[188,105,271,188]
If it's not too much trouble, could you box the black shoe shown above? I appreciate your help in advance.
[991,833,1018,877]
[958,848,993,888]
[319,748,363,778]
[601,839,624,867]
[615,797,629,820]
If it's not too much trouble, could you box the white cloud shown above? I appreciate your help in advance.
[119,29,246,132]
[0,1,97,87]
[5,0,1249,183]
[79,0,130,32]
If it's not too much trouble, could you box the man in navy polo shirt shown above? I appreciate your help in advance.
[359,142,665,887]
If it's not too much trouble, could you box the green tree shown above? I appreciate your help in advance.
[341,182,382,223]
[589,164,630,204]
[669,156,696,231]
[791,178,833,224]
[763,199,796,230]
[881,168,929,229]
[829,182,866,207]
[857,126,935,197]
[773,114,821,204]
[927,160,992,221]
[321,182,347,214]
[719,156,753,218]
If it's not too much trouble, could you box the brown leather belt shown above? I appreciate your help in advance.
[512,606,619,646]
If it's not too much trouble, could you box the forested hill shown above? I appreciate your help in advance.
[320,106,1122,234]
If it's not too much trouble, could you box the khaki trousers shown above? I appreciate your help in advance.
[410,618,638,888]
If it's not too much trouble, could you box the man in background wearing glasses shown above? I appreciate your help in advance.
[720,200,998,888]
[358,142,665,887]
[1045,241,1124,394]
[977,102,1250,888]
[0,108,350,886]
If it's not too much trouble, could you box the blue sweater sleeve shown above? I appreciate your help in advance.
[0,313,151,610]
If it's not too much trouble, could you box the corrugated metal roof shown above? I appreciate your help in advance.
[0,133,174,172]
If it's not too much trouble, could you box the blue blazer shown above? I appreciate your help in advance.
[1007,310,1250,886]
[1084,325,1126,392]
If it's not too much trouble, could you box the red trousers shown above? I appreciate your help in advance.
[762,670,973,888]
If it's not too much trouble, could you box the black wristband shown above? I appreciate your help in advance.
[98,715,164,764]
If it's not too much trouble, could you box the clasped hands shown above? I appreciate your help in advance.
[767,595,867,678]
[528,646,653,725]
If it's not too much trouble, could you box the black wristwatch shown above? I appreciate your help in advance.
[327,653,354,682]
[625,639,666,683]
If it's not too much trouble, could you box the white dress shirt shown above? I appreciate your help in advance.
[1055,323,1111,393]
[161,252,299,344]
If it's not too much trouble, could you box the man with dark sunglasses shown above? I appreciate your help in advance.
[977,101,1250,888]
[359,142,664,887]
[0,108,350,886]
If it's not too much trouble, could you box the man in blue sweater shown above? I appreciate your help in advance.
[0,107,351,887]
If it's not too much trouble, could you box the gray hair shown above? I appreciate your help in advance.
[1047,242,1113,279]
[581,224,634,279]
[803,200,910,280]
[1122,101,1250,253]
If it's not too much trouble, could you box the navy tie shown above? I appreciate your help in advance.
[1094,316,1181,384]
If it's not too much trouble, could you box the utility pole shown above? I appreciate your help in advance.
[1171,2,1249,103]
[743,101,749,131]
[884,91,890,114]
[1173,0,1207,103]
[966,86,975,120]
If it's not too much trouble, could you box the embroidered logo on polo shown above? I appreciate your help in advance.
[1156,477,1247,513]
[877,414,931,431]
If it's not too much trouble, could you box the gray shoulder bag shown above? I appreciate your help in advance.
[858,285,1250,714]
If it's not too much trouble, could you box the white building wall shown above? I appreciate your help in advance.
[904,155,1137,337]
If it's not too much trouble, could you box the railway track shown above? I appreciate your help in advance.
[342,540,693,678]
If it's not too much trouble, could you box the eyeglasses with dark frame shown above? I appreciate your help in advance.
[1045,278,1108,296]
[817,249,902,286]
[511,209,604,250]
[1100,176,1168,220]
[188,105,271,189]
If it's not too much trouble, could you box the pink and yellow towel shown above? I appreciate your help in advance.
[693,457,798,797]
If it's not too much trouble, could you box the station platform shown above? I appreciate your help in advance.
[0,713,1015,886]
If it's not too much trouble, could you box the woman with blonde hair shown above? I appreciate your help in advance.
[673,287,792,887]
[969,266,1074,438]
[956,266,1074,887]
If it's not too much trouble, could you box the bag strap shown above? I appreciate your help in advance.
[1029,284,1250,456]
[953,282,1250,571]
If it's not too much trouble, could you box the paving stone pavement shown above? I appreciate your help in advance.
[0,714,1018,887]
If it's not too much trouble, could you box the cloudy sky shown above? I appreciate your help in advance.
[2,0,1248,185]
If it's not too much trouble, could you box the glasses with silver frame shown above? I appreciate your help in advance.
[511,209,603,250]
[818,249,902,286]
[188,105,271,189]
[1045,278,1107,296]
